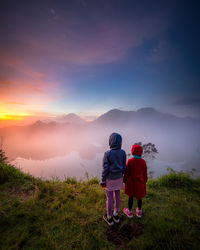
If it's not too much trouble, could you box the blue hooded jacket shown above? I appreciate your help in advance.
[101,133,126,184]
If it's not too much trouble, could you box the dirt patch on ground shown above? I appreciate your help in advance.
[106,216,144,248]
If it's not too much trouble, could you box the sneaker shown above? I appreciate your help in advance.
[103,213,114,226]
[113,214,120,223]
[123,208,133,218]
[136,207,142,218]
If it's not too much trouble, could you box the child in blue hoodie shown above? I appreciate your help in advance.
[101,132,126,226]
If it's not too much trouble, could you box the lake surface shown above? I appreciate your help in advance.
[12,152,187,180]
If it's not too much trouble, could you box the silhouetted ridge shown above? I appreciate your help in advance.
[137,107,159,115]
[95,107,189,125]
[96,109,135,123]
[59,113,85,123]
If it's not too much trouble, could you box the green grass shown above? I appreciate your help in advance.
[0,161,200,249]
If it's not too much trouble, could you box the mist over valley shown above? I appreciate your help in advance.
[1,108,200,179]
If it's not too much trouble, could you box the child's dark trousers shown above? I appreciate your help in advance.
[128,197,142,210]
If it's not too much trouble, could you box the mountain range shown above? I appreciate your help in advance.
[0,108,199,163]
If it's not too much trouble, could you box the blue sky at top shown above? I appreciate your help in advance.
[0,0,199,121]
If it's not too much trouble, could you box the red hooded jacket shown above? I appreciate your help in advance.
[124,145,148,199]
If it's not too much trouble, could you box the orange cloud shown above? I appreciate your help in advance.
[3,102,27,105]
[0,62,60,126]
[0,80,56,101]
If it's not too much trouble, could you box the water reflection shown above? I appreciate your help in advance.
[12,152,188,180]
[13,152,103,180]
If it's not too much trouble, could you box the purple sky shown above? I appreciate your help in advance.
[0,0,200,125]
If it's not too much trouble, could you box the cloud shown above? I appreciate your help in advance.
[147,40,176,62]
[50,9,59,20]
[0,69,60,119]
[0,0,176,125]
[0,79,55,99]
[3,102,27,105]
[41,15,169,65]
[173,97,200,106]
[0,50,60,102]
[0,50,45,80]
[0,2,171,67]
[50,9,55,15]
[0,77,15,86]
[0,43,61,122]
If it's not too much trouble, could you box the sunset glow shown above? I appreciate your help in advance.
[0,111,31,121]
[0,2,199,248]
[0,0,199,127]
[0,115,24,121]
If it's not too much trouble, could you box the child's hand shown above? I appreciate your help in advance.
[100,182,106,188]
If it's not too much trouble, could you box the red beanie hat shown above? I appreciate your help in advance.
[131,144,143,156]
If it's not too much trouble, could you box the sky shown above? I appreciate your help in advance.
[0,0,200,126]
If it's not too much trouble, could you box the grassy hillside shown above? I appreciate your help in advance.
[0,157,200,249]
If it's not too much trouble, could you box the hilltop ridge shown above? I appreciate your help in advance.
[0,159,200,249]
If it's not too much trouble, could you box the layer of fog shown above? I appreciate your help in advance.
[13,153,186,180]
[1,109,200,179]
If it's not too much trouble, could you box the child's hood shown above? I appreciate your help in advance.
[109,133,122,149]
[131,144,143,156]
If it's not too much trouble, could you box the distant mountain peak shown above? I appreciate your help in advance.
[64,113,80,118]
[96,108,135,123]
[105,109,124,114]
[59,113,85,123]
[32,120,57,127]
[137,107,158,114]
[95,107,172,124]
[34,120,44,125]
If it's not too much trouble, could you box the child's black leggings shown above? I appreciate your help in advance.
[128,197,142,210]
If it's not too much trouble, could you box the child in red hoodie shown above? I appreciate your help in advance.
[123,144,148,218]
